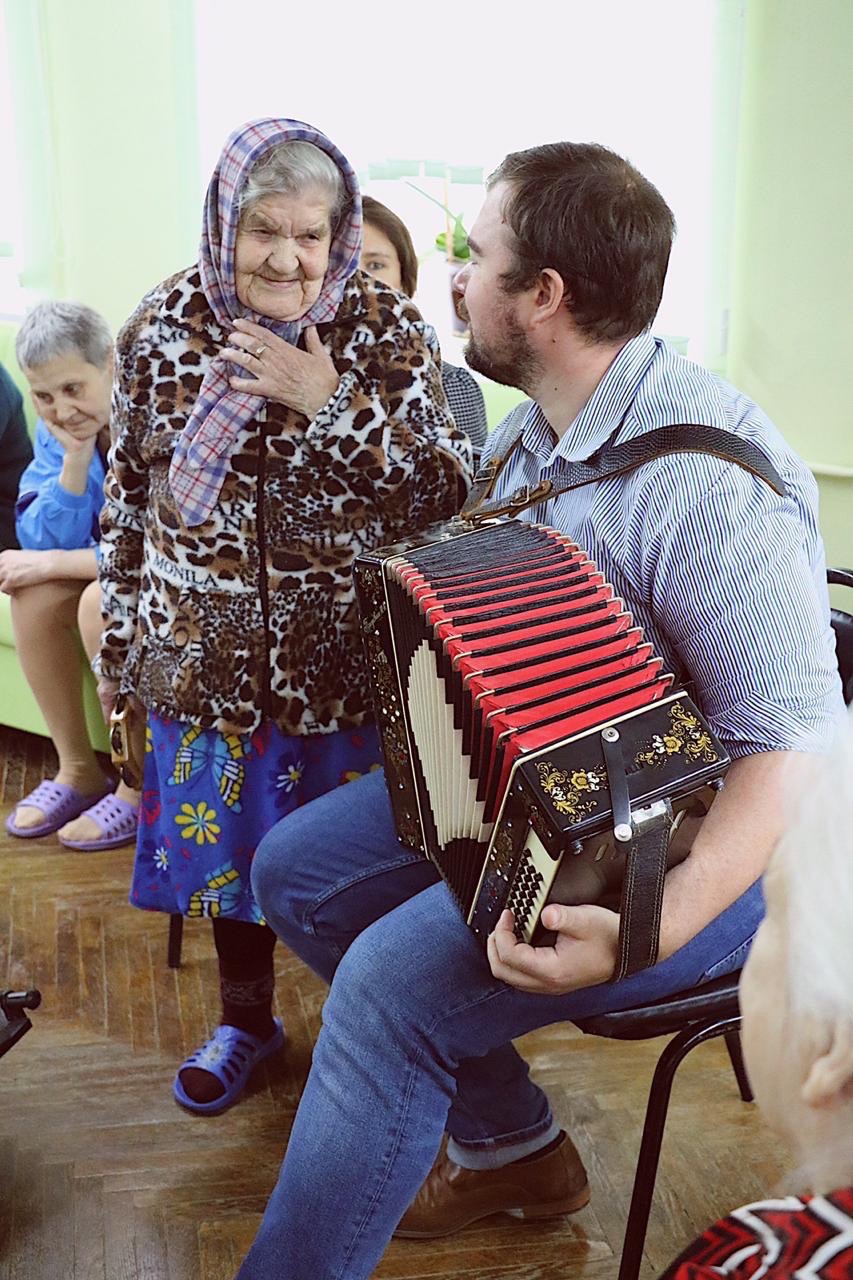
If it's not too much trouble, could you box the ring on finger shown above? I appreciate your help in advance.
[254,343,267,359]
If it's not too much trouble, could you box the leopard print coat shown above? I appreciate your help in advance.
[98,266,472,736]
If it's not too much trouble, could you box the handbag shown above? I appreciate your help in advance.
[109,693,143,790]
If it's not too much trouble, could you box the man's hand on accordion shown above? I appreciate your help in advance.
[487,906,621,995]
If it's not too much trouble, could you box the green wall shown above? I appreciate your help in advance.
[4,0,199,332]
[727,0,853,575]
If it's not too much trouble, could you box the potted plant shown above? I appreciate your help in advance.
[434,212,470,264]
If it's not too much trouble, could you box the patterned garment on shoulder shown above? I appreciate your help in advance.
[661,1187,853,1278]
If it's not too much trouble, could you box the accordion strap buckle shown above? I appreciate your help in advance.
[468,478,553,525]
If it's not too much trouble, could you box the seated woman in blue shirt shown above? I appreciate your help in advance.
[0,301,140,850]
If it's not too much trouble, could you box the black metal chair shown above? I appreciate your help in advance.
[574,568,853,1280]
[0,989,41,1060]
[829,568,853,704]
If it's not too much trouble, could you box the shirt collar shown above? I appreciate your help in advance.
[520,331,659,464]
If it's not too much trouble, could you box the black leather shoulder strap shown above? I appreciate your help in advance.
[558,424,786,496]
[463,423,786,523]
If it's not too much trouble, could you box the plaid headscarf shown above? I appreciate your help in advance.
[169,118,362,527]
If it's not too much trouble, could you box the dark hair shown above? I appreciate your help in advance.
[361,196,419,298]
[489,142,676,343]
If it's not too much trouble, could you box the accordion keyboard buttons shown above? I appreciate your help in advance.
[507,862,545,938]
[507,830,562,942]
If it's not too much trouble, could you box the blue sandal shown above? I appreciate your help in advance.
[173,1019,285,1115]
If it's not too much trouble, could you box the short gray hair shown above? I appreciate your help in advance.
[15,300,113,371]
[239,140,346,227]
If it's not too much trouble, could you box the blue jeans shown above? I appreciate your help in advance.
[236,769,763,1280]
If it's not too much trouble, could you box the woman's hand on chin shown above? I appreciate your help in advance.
[223,317,340,420]
[46,420,100,458]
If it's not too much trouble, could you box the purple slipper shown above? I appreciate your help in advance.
[57,793,139,852]
[173,1020,286,1116]
[5,779,112,839]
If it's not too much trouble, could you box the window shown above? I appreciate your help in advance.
[193,0,737,362]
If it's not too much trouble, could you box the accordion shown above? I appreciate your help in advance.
[354,518,729,978]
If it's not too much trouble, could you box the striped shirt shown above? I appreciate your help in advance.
[482,332,843,759]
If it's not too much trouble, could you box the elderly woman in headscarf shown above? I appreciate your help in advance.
[96,118,472,1115]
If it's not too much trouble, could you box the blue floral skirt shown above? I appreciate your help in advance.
[131,713,382,922]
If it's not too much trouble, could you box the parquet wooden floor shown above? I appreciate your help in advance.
[0,724,787,1280]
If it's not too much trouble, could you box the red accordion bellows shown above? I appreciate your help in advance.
[355,519,728,955]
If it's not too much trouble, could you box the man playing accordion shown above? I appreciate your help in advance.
[236,142,845,1280]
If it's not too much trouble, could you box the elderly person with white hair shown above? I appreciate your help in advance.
[96,117,472,1116]
[1,301,140,850]
[661,705,853,1278]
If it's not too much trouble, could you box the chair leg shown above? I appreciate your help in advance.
[617,1014,743,1280]
[167,913,184,969]
[723,1027,753,1102]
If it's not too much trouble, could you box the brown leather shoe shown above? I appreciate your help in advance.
[394,1132,590,1239]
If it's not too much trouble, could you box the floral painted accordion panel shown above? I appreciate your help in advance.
[354,520,728,957]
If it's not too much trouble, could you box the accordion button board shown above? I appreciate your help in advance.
[354,519,729,949]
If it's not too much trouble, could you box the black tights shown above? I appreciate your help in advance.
[214,916,277,1039]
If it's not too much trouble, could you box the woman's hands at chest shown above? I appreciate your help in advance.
[222,317,340,421]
